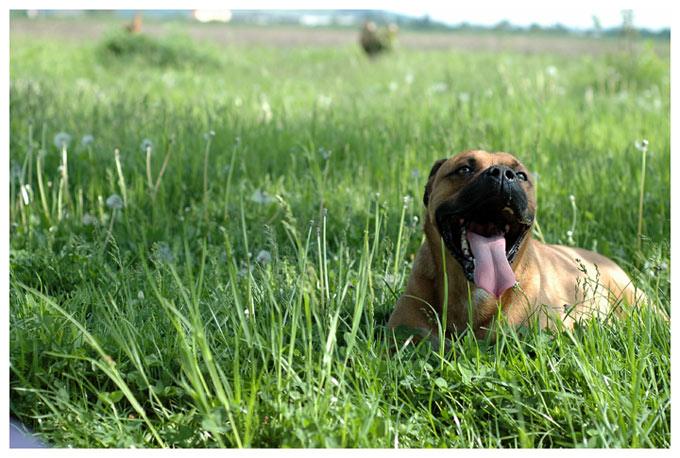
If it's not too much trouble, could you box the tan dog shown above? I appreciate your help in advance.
[387,150,640,349]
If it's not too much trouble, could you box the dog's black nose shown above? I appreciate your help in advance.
[484,165,516,182]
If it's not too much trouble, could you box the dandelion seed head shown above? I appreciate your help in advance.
[153,242,175,263]
[81,134,94,147]
[53,132,71,149]
[255,250,272,265]
[140,139,154,153]
[635,139,649,151]
[82,213,98,226]
[251,189,273,204]
[106,194,123,210]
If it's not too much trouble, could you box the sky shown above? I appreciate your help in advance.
[14,1,673,30]
[389,3,672,30]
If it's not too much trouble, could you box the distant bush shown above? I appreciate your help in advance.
[96,28,222,68]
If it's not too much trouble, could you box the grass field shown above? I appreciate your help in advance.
[9,21,670,448]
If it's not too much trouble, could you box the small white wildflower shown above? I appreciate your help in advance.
[330,396,338,404]
[255,250,272,265]
[389,81,398,92]
[53,132,71,149]
[566,230,575,245]
[234,96,243,107]
[569,195,575,204]
[81,134,94,146]
[251,189,273,204]
[140,139,153,153]
[458,92,470,103]
[404,72,414,85]
[137,290,145,300]
[106,194,123,210]
[410,168,421,180]
[402,195,413,205]
[546,65,558,76]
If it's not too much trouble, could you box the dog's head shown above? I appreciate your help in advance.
[423,150,536,298]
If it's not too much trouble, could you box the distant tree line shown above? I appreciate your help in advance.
[10,9,670,40]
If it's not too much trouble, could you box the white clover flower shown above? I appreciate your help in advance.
[81,134,94,147]
[53,132,71,149]
[140,139,154,153]
[106,194,123,210]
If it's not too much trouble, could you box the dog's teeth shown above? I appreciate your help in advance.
[503,206,514,215]
[461,230,471,257]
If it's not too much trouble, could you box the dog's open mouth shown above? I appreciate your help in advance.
[436,196,533,299]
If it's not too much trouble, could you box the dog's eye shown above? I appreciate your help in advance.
[456,165,473,175]
[516,171,528,181]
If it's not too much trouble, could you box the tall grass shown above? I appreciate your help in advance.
[9,29,670,448]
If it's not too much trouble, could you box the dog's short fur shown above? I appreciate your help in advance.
[387,150,641,347]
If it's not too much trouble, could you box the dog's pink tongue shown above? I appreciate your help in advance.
[467,232,515,299]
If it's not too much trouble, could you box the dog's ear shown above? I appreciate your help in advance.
[423,158,447,207]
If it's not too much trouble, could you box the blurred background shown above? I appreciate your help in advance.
[9,7,670,54]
